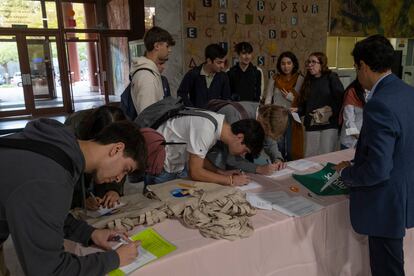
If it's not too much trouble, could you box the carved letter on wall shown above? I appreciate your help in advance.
[302,5,309,13]
[292,2,298,13]
[258,15,265,24]
[203,0,212,7]
[257,56,265,66]
[257,1,265,11]
[219,13,227,24]
[311,4,318,14]
[205,28,213,38]
[219,42,228,52]
[302,4,308,13]
[234,13,240,23]
[269,29,277,39]
[291,16,297,25]
[219,0,227,8]
[188,11,196,21]
[268,70,276,79]
[187,27,197,38]
[189,57,197,68]
[281,1,287,12]
[281,30,288,38]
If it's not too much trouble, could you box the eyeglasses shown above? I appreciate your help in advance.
[305,59,320,65]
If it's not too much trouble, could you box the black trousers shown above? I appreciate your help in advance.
[369,236,405,276]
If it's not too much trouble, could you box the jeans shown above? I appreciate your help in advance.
[144,166,188,192]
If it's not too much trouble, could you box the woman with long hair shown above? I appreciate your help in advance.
[294,52,344,157]
[265,51,304,107]
[265,51,305,160]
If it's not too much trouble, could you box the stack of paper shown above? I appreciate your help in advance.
[236,181,262,191]
[109,228,176,276]
[287,159,320,171]
[268,168,294,178]
[246,191,323,217]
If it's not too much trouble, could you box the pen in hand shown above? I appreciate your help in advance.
[89,192,101,207]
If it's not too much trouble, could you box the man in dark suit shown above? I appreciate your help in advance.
[335,35,414,276]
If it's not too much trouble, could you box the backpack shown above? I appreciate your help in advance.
[134,96,218,131]
[206,99,250,120]
[120,68,154,121]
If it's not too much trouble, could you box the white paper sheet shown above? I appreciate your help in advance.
[118,246,157,274]
[291,112,302,123]
[246,193,273,210]
[268,168,294,178]
[237,181,262,191]
[287,159,319,171]
[86,202,126,218]
[246,191,323,216]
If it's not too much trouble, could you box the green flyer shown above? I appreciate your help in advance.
[292,163,349,196]
[108,228,176,276]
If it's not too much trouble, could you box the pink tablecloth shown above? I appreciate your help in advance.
[66,150,414,276]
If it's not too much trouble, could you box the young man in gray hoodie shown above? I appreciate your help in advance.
[0,119,147,275]
[130,26,175,114]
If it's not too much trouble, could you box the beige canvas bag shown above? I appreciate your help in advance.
[147,180,256,240]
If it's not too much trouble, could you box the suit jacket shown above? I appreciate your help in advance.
[341,74,414,238]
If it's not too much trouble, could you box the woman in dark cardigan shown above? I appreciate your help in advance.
[293,52,344,157]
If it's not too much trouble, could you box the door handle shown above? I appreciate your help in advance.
[22,74,32,85]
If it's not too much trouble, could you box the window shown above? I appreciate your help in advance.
[326,36,365,69]
[0,0,58,29]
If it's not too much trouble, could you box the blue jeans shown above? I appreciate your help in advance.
[144,166,188,191]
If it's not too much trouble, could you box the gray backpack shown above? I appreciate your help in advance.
[134,97,218,130]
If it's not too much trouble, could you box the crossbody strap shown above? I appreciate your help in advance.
[0,138,75,177]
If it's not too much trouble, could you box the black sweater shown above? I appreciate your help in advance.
[227,63,262,102]
[177,64,231,108]
[298,72,344,131]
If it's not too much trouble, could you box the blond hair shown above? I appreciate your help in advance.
[258,105,289,140]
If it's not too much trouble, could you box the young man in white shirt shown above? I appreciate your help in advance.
[145,111,265,186]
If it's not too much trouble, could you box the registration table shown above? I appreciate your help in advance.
[67,150,414,276]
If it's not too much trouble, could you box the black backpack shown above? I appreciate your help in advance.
[120,68,154,121]
[206,99,250,120]
[134,96,218,131]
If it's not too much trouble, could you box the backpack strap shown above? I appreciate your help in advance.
[129,68,155,81]
[206,99,249,120]
[227,102,249,120]
[177,109,218,131]
[0,138,75,177]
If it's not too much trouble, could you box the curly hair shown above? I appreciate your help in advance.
[258,105,289,140]
[298,52,331,104]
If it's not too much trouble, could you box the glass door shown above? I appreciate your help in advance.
[0,35,26,113]
[0,33,67,116]
[65,33,105,111]
[26,35,64,110]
